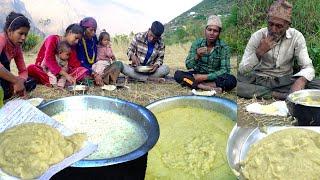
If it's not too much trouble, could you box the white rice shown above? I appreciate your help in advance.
[52,109,147,159]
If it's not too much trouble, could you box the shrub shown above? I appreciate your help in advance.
[22,32,42,52]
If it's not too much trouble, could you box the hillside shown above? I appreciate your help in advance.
[164,0,235,45]
[21,0,82,35]
[0,0,42,35]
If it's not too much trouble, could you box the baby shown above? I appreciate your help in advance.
[92,30,116,75]
[41,41,71,88]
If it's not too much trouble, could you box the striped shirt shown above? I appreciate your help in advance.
[127,31,165,66]
[185,38,231,81]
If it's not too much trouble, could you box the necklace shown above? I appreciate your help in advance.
[82,37,95,64]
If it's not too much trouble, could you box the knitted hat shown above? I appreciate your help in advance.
[150,21,164,37]
[206,15,222,28]
[80,17,97,29]
[268,0,292,22]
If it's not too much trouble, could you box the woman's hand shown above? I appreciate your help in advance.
[13,78,26,97]
[59,69,76,85]
[93,73,104,86]
[65,74,76,85]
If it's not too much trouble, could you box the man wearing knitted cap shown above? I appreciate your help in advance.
[238,0,320,99]
[121,21,169,82]
[174,15,237,93]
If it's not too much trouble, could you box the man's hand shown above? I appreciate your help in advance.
[196,47,208,60]
[150,64,159,73]
[256,34,276,59]
[130,55,140,67]
[13,77,26,97]
[290,76,307,92]
[194,74,208,83]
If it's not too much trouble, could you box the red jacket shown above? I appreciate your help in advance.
[0,33,28,80]
[35,35,81,75]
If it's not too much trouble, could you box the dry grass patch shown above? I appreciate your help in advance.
[18,42,236,106]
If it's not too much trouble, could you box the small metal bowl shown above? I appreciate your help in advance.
[134,66,153,73]
[286,89,320,125]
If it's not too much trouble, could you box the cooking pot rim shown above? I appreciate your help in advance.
[286,89,320,108]
[38,95,160,168]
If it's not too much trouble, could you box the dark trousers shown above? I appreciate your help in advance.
[237,72,320,99]
[174,70,237,91]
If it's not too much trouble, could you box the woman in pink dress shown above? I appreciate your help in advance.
[27,24,88,86]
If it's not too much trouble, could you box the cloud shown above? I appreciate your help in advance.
[21,0,202,35]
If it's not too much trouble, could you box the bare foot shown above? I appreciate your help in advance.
[213,87,223,94]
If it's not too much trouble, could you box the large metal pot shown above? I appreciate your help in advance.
[286,89,320,126]
[38,95,159,179]
[146,95,237,121]
[146,96,237,178]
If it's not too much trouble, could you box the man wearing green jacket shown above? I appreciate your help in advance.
[174,15,236,93]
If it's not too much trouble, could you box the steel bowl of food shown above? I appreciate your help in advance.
[286,89,320,125]
[145,96,237,179]
[38,95,159,179]
[226,125,320,179]
[134,66,153,73]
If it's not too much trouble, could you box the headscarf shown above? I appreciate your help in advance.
[80,17,97,29]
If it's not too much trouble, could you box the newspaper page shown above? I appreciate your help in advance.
[0,99,98,180]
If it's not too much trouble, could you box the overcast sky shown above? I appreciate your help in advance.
[68,0,202,35]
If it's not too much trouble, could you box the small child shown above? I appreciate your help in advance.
[92,30,116,75]
[41,41,71,88]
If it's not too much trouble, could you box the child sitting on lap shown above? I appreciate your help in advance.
[41,41,71,88]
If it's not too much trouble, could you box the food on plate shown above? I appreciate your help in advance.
[28,98,44,107]
[101,85,117,91]
[0,123,86,179]
[135,66,153,73]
